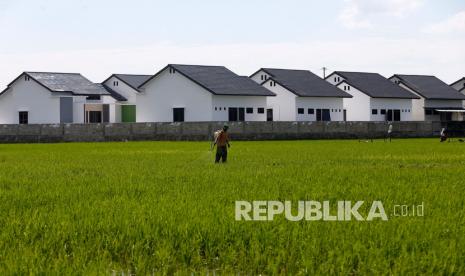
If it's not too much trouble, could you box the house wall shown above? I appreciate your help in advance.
[212,96,267,121]
[370,98,413,121]
[296,97,344,121]
[336,82,371,121]
[104,76,138,104]
[390,77,425,121]
[0,77,61,124]
[326,73,345,85]
[250,70,272,84]
[262,81,297,121]
[136,68,213,122]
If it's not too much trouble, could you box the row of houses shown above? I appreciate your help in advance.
[1,64,465,124]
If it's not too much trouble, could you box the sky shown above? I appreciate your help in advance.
[0,0,464,87]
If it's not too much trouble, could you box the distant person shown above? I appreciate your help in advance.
[213,125,231,163]
[440,128,448,142]
[385,123,393,142]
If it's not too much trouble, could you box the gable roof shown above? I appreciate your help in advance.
[331,71,419,99]
[392,74,465,100]
[100,84,127,101]
[1,72,110,96]
[450,77,465,87]
[257,68,352,98]
[139,64,275,96]
[103,74,152,92]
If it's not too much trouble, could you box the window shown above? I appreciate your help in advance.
[334,77,337,82]
[261,75,264,81]
[380,109,386,115]
[348,86,351,91]
[169,68,176,74]
[297,108,304,114]
[257,108,265,114]
[246,107,253,114]
[308,108,314,114]
[173,108,184,122]
[372,109,378,115]
[269,81,276,87]
[19,111,28,124]
[215,107,217,111]
[113,81,119,86]
[24,75,31,81]
[425,109,432,115]
[338,77,340,82]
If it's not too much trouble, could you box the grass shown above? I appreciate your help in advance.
[0,139,464,274]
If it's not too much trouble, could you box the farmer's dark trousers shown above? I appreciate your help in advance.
[215,146,228,163]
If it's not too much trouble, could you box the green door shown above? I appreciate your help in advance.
[121,105,136,122]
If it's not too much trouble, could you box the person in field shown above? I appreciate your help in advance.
[213,125,231,163]
[385,123,393,142]
[440,128,448,142]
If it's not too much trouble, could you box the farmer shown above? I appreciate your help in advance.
[385,123,393,142]
[440,128,448,142]
[213,125,231,163]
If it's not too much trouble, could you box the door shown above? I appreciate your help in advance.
[322,109,331,121]
[173,108,185,122]
[316,109,322,121]
[393,110,401,121]
[238,108,245,121]
[228,108,238,121]
[60,97,73,123]
[121,105,136,122]
[343,109,347,121]
[103,104,110,123]
[88,111,102,123]
[267,109,273,121]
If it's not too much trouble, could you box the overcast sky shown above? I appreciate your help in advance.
[0,0,464,87]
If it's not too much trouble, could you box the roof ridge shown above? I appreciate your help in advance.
[26,71,82,75]
[114,73,152,77]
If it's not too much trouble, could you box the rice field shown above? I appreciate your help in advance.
[0,139,464,274]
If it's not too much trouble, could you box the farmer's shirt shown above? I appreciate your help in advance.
[216,131,229,147]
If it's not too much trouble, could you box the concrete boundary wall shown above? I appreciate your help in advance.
[0,121,453,143]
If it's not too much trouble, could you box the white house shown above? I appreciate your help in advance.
[250,68,352,121]
[390,75,465,122]
[450,77,465,94]
[102,74,152,122]
[136,64,275,122]
[0,72,117,124]
[326,71,419,121]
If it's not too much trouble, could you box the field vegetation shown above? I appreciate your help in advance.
[0,139,464,274]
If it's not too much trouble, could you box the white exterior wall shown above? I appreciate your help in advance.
[103,76,138,104]
[137,68,213,122]
[0,77,61,124]
[262,80,344,121]
[212,96,267,121]
[326,73,345,85]
[296,97,344,121]
[390,77,424,121]
[263,81,297,121]
[250,70,272,84]
[370,98,413,121]
[336,82,371,121]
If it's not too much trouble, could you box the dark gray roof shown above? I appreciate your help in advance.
[13,72,110,96]
[100,84,127,101]
[260,68,352,98]
[108,74,152,91]
[334,71,419,99]
[393,74,465,100]
[140,64,275,96]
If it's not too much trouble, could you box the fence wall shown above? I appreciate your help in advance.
[0,121,455,143]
